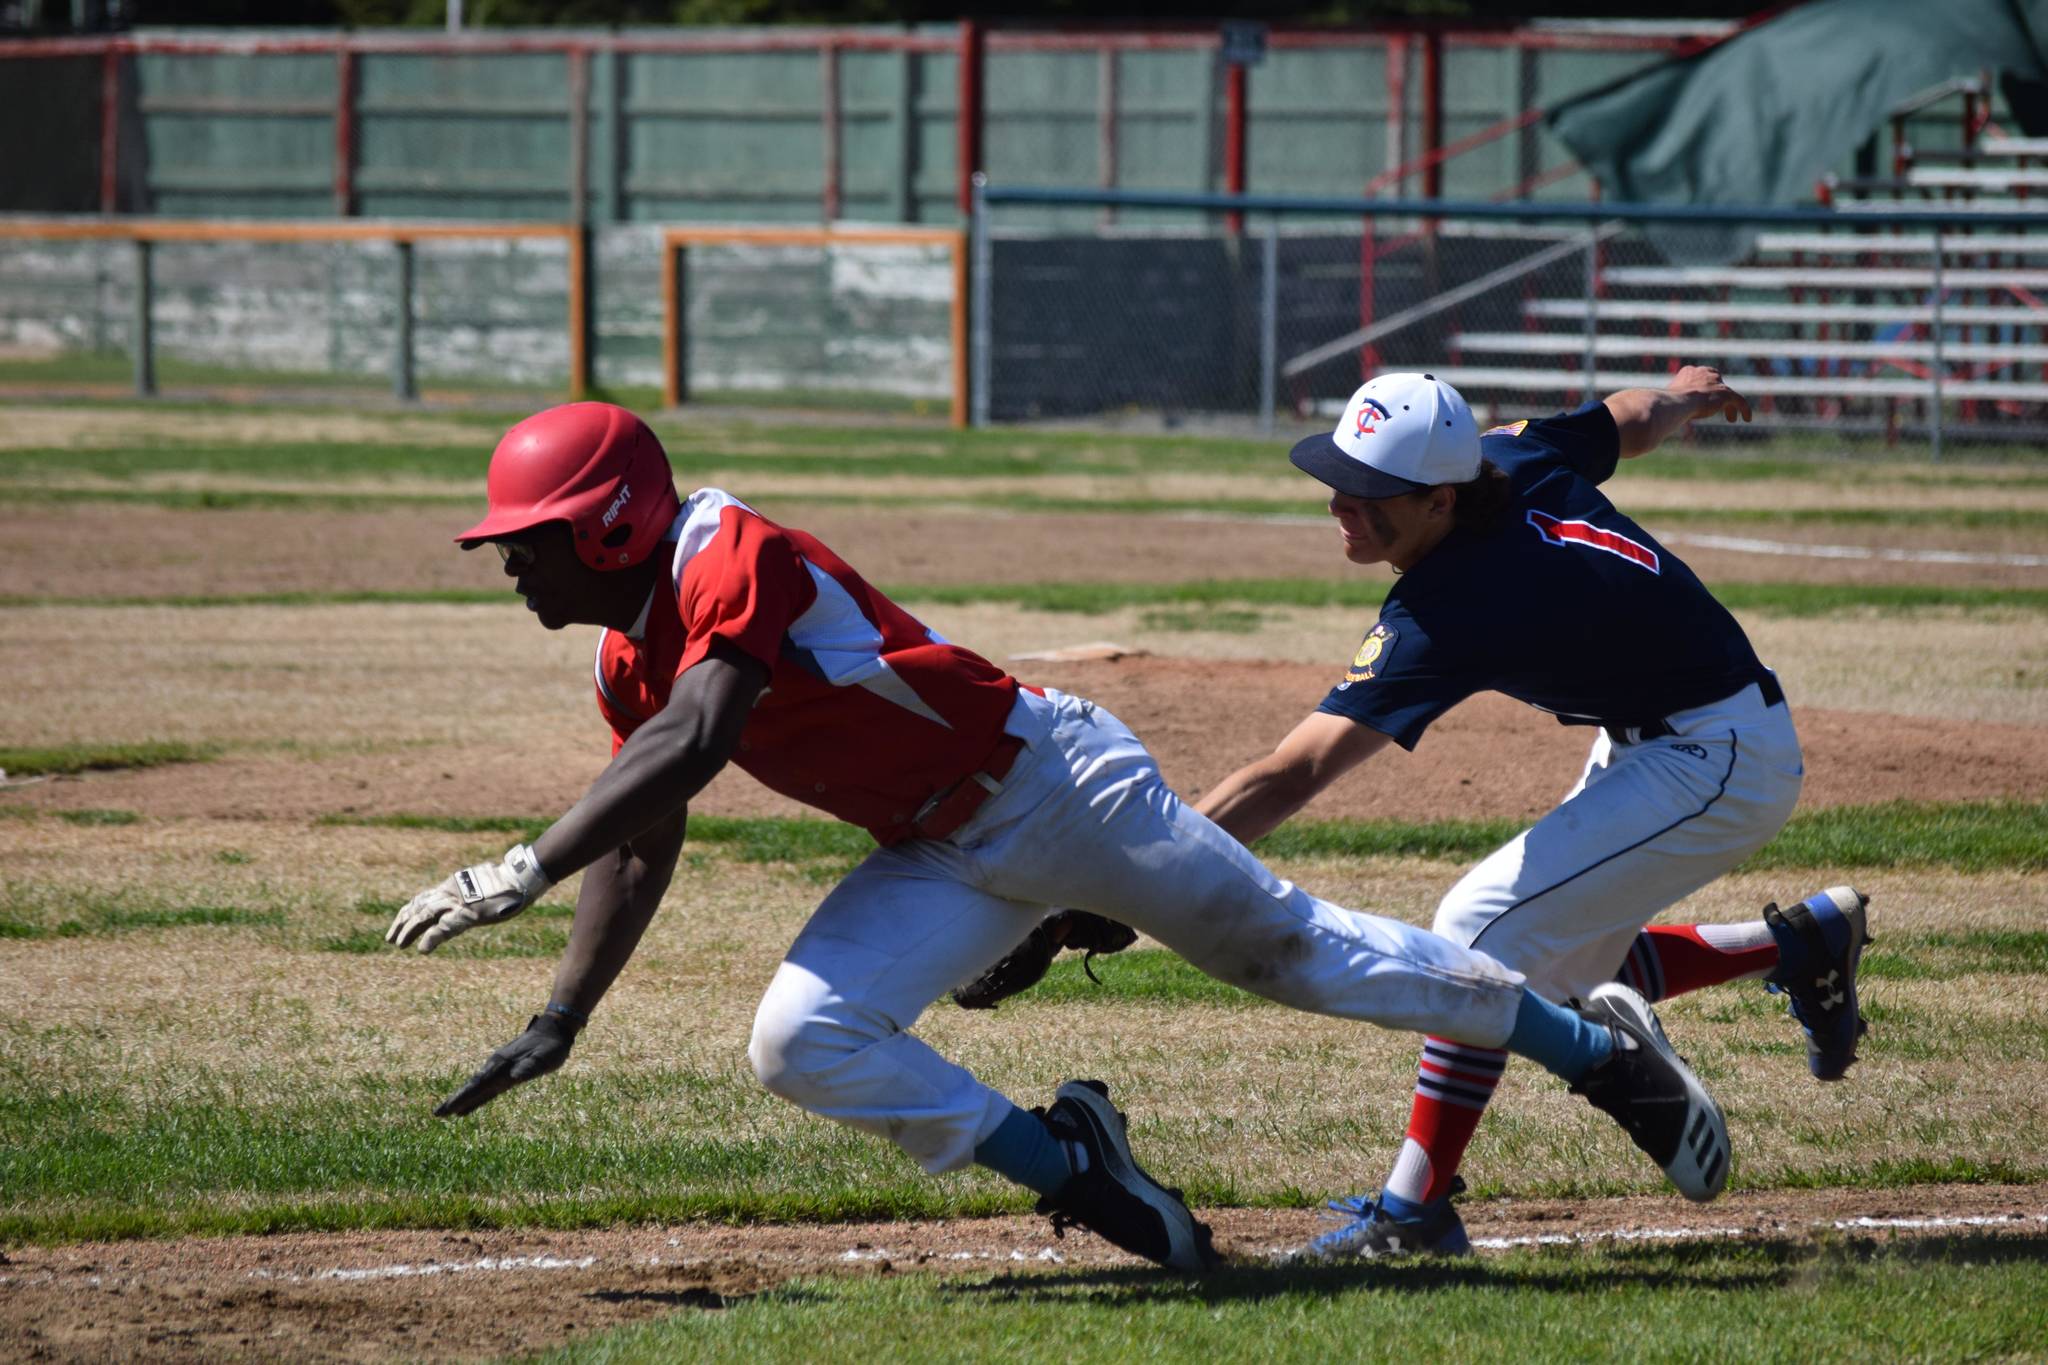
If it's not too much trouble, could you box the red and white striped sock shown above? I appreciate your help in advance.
[1381,1036,1508,1206]
[1616,922,1779,1002]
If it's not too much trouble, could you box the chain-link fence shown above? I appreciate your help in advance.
[973,185,2048,454]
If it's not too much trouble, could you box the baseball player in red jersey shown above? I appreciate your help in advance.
[390,401,1741,1272]
[1196,369,1871,1260]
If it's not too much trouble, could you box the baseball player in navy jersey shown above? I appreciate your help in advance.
[1196,367,1870,1261]
[385,401,1741,1273]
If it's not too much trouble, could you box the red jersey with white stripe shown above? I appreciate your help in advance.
[594,489,1020,844]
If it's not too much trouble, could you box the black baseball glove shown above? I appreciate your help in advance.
[434,1011,580,1117]
[952,910,1139,1010]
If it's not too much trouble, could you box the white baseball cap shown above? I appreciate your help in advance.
[1288,372,1481,498]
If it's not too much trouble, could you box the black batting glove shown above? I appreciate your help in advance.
[434,1011,580,1118]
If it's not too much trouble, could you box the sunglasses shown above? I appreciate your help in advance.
[494,541,538,572]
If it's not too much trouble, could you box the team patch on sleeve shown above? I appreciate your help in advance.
[1482,419,1530,438]
[1342,621,1397,684]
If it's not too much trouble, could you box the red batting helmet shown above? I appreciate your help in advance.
[455,402,682,571]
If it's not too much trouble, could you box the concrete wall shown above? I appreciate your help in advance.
[0,230,957,397]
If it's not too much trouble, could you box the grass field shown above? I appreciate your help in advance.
[530,1244,2048,1363]
[2,396,2046,1361]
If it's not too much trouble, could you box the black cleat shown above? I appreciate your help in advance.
[1571,984,1730,1203]
[1035,1080,1218,1273]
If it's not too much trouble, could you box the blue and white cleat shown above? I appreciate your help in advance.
[1764,886,1871,1082]
[1285,1179,1472,1262]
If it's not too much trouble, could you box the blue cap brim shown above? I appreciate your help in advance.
[1287,432,1433,499]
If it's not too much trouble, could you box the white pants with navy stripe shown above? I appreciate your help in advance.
[1433,681,1804,1001]
[748,687,1528,1175]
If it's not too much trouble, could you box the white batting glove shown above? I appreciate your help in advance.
[386,843,554,954]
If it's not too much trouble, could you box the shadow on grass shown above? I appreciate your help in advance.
[1815,1230,2048,1268]
[586,1287,747,1310]
[944,1232,2048,1305]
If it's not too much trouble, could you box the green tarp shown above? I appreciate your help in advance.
[1548,0,2048,206]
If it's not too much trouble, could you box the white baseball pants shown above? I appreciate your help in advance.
[1434,680,1805,999]
[748,687,1527,1174]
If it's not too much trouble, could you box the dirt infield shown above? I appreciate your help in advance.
[6,501,2046,600]
[5,1187,2043,1362]
[4,492,2044,825]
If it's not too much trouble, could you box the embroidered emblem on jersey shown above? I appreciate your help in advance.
[1344,621,1396,683]
[1482,419,1530,438]
[1525,509,1661,574]
[1353,397,1393,437]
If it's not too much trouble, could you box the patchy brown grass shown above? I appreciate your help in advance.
[0,403,2043,1298]
[3,598,2044,795]
[4,791,2044,1201]
[0,405,485,452]
[5,598,2044,753]
[5,497,2045,603]
[6,391,2048,1365]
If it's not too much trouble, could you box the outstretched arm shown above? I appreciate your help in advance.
[430,815,686,1118]
[1604,364,1754,460]
[533,640,768,881]
[546,811,688,1021]
[1196,711,1392,846]
[386,639,768,955]
[416,642,767,1117]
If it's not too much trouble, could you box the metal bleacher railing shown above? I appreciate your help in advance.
[970,180,2048,455]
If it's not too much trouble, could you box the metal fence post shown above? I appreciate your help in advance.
[393,239,417,401]
[1259,217,1279,434]
[93,244,110,355]
[132,239,154,397]
[1930,223,1945,462]
[664,242,689,409]
[971,173,992,428]
[1581,221,1599,396]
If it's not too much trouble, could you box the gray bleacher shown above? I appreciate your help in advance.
[1415,127,2048,442]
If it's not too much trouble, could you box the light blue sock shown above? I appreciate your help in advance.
[973,1103,1074,1196]
[1504,989,1615,1083]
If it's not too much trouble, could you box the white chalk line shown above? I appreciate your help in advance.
[228,1242,1067,1287]
[5,1214,2042,1290]
[1172,511,2048,570]
[1658,531,2048,569]
[840,1246,1066,1264]
[248,1253,599,1284]
[236,1212,2048,1282]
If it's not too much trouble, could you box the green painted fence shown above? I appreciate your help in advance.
[1,27,1689,223]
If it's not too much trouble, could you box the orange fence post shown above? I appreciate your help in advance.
[566,225,589,400]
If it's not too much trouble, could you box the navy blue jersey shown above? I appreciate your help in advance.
[1317,401,1770,750]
